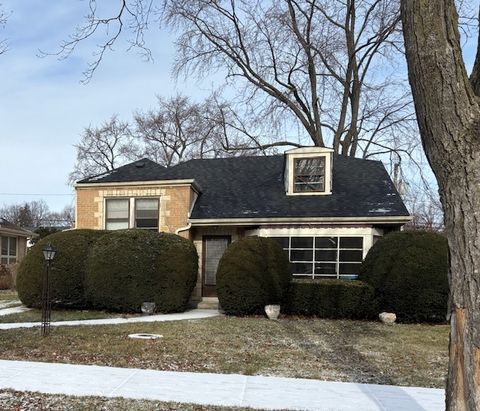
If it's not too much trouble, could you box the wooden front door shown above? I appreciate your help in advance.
[202,235,231,297]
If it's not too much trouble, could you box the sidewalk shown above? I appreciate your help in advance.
[0,309,220,330]
[0,360,444,410]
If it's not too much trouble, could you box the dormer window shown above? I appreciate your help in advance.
[294,157,326,193]
[285,147,333,196]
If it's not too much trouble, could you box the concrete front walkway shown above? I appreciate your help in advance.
[0,306,30,317]
[0,309,220,330]
[0,360,444,410]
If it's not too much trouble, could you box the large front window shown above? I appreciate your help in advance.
[294,157,326,192]
[270,236,363,279]
[1,236,17,265]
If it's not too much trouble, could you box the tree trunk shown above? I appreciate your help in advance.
[400,1,480,410]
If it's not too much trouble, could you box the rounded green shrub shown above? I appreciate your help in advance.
[359,231,449,323]
[17,229,106,308]
[285,279,376,319]
[216,236,292,315]
[85,230,198,313]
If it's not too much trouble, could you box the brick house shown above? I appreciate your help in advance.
[75,147,410,306]
[0,218,36,265]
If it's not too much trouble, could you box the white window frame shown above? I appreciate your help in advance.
[287,152,332,196]
[104,197,160,231]
[1,236,17,265]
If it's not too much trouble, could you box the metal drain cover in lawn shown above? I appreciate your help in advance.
[128,333,163,340]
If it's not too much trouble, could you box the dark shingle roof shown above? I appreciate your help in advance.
[78,155,410,219]
[77,159,165,184]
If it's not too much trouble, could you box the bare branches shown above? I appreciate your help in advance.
[42,0,156,82]
[164,0,407,158]
[0,200,73,229]
[68,115,140,185]
[69,94,269,183]
[0,4,9,56]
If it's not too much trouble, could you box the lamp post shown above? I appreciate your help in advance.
[41,243,56,336]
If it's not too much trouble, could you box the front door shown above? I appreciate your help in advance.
[202,235,231,297]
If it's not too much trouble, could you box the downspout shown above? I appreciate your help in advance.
[175,191,198,236]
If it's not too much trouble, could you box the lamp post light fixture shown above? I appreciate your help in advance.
[41,243,56,336]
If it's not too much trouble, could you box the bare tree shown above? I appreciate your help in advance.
[163,0,415,157]
[42,0,156,82]
[401,1,480,409]
[0,200,51,228]
[53,1,414,158]
[68,115,140,185]
[46,204,75,227]
[134,94,256,166]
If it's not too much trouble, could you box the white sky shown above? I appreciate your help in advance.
[0,1,478,213]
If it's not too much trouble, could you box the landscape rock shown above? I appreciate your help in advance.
[379,312,396,324]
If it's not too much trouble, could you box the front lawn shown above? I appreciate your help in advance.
[0,390,257,411]
[0,290,18,302]
[0,316,448,388]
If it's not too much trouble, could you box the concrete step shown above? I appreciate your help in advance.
[196,298,219,310]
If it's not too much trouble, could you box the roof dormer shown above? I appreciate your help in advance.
[285,147,334,196]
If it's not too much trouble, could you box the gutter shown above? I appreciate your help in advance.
[175,192,199,236]
[0,227,38,238]
[188,215,413,227]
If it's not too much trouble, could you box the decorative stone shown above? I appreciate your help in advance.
[141,302,156,315]
[379,312,396,324]
[265,304,281,320]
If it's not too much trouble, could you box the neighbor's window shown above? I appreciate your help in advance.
[1,236,17,265]
[269,236,363,279]
[294,157,326,192]
[105,199,129,230]
[135,198,159,230]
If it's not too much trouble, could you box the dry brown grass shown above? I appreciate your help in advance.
[0,389,260,411]
[0,290,18,302]
[0,316,448,388]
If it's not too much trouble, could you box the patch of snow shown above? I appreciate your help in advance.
[369,208,392,214]
[88,170,117,181]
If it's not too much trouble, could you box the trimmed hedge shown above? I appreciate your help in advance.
[17,229,106,308]
[359,231,449,323]
[284,279,376,319]
[85,230,198,313]
[217,236,292,315]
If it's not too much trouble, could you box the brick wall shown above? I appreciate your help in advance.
[75,184,195,236]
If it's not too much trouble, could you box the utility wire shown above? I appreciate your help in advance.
[0,193,74,196]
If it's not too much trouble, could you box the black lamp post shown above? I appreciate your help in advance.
[41,243,56,336]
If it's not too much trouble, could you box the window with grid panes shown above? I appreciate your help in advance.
[269,236,363,279]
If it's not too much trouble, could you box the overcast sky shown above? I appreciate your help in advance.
[0,2,478,213]
[0,1,216,212]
